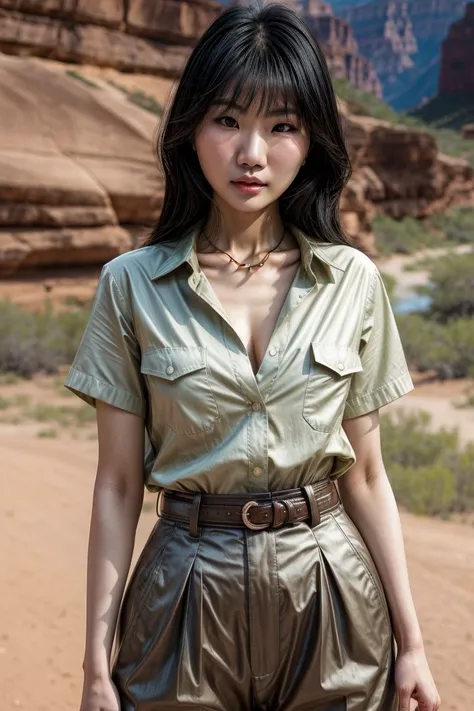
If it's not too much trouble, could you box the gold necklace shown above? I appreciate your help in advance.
[201,225,286,271]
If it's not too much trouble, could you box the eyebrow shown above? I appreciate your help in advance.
[210,99,297,116]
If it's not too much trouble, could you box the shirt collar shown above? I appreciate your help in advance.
[150,222,345,283]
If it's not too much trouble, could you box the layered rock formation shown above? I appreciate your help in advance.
[301,0,382,98]
[0,0,220,76]
[1,50,472,276]
[339,100,474,255]
[334,0,467,110]
[0,53,163,276]
[231,0,382,97]
[439,3,474,94]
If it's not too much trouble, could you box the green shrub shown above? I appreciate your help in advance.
[422,252,474,322]
[106,80,163,116]
[397,314,474,378]
[372,215,443,256]
[380,409,474,515]
[66,70,99,89]
[428,206,474,245]
[388,463,456,516]
[0,298,90,376]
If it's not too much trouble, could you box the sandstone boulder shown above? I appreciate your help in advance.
[0,53,161,276]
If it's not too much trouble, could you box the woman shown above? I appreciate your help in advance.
[66,2,441,710]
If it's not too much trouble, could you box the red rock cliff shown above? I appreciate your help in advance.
[0,0,221,76]
[439,2,474,94]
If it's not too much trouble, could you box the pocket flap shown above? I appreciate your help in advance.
[141,346,206,380]
[311,342,363,376]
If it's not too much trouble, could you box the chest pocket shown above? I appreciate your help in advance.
[140,346,219,435]
[303,342,363,433]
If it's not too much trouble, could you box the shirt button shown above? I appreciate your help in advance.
[338,362,345,371]
[252,466,263,478]
[251,402,262,412]
[269,347,277,356]
[166,365,175,375]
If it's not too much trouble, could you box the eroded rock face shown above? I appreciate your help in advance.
[340,105,473,230]
[439,3,474,94]
[0,53,162,276]
[0,8,473,274]
[231,0,382,98]
[336,0,466,111]
[0,0,220,75]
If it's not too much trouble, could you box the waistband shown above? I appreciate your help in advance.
[157,480,341,538]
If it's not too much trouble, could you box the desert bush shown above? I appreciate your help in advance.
[0,298,89,376]
[380,409,474,515]
[106,80,163,116]
[397,314,474,378]
[420,252,474,322]
[66,70,99,89]
[428,206,474,245]
[372,215,443,256]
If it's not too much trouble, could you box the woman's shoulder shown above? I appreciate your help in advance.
[101,241,175,289]
[312,239,379,280]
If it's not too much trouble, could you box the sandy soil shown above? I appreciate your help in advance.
[1,416,473,710]
[1,256,474,710]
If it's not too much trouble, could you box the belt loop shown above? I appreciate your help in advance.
[189,493,202,538]
[156,490,163,518]
[303,484,320,528]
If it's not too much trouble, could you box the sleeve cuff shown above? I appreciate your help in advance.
[343,371,414,419]
[64,367,146,417]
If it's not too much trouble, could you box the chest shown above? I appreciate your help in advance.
[198,261,301,376]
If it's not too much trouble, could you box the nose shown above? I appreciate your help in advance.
[236,131,267,169]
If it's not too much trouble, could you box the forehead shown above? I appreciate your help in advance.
[210,82,298,116]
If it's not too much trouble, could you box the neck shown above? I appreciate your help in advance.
[200,206,287,259]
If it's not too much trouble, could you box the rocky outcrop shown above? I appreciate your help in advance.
[439,3,474,94]
[231,0,382,98]
[0,53,164,276]
[1,50,472,275]
[335,0,466,111]
[302,0,382,98]
[336,99,474,254]
[0,0,220,76]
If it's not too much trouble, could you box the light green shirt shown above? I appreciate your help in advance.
[64,222,414,493]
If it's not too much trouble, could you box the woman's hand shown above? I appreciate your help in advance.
[79,673,120,711]
[395,647,441,711]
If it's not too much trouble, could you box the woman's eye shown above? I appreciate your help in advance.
[216,116,238,128]
[273,123,296,133]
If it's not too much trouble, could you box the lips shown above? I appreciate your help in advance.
[232,181,266,186]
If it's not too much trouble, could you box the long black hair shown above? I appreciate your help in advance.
[142,0,354,248]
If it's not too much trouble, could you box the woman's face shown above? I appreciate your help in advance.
[194,92,310,214]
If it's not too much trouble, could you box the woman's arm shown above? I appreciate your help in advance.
[340,409,440,711]
[340,409,420,649]
[82,399,145,682]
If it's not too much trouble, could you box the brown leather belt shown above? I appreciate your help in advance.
[157,479,341,537]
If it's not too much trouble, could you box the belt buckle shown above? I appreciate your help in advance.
[241,501,271,530]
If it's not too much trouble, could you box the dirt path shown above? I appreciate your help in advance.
[375,244,473,300]
[1,425,473,710]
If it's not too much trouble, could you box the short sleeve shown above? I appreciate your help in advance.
[64,264,146,417]
[343,266,414,419]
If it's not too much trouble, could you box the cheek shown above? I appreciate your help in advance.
[270,140,307,173]
[195,127,231,178]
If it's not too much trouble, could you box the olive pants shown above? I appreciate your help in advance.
[111,503,397,710]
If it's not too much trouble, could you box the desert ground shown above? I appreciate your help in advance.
[1,253,473,710]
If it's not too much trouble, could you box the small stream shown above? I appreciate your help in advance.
[393,293,432,314]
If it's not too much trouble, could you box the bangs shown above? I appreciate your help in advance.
[210,51,303,119]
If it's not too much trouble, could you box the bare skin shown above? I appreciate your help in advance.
[196,230,300,375]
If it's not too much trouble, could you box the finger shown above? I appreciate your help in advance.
[398,685,415,711]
